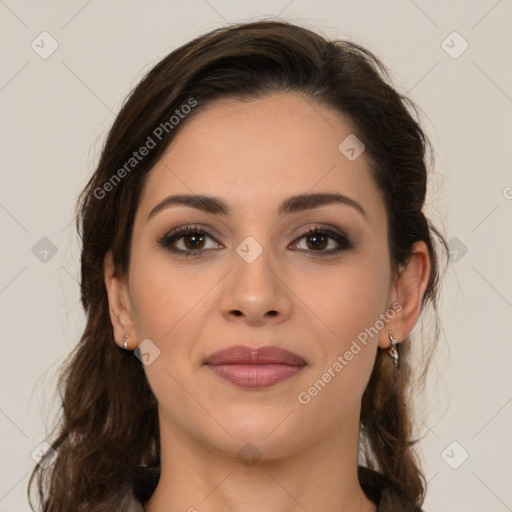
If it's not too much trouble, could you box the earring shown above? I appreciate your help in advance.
[122,334,129,350]
[387,331,400,368]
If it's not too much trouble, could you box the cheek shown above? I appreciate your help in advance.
[292,255,389,395]
[292,264,386,415]
[128,246,213,340]
[127,250,214,414]
[296,255,390,341]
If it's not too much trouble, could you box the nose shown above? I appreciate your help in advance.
[220,243,293,326]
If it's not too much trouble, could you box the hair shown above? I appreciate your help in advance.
[29,19,448,511]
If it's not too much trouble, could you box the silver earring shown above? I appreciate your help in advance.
[387,331,400,368]
[122,334,128,350]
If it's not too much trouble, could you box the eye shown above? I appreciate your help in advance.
[290,225,354,256]
[157,225,222,257]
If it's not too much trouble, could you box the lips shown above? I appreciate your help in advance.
[204,345,307,389]
[204,345,307,366]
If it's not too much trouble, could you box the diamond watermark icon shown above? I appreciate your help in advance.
[338,134,365,161]
[236,236,263,264]
[32,237,58,263]
[441,441,469,469]
[31,441,57,469]
[31,31,59,59]
[134,338,161,366]
[441,31,469,59]
[447,236,468,263]
[237,442,262,468]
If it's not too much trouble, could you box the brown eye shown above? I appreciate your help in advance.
[291,226,354,256]
[157,225,222,256]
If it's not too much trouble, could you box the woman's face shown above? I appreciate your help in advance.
[118,92,399,459]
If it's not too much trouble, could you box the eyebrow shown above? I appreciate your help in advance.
[147,192,367,222]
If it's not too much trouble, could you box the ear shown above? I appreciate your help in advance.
[104,249,136,350]
[378,241,431,349]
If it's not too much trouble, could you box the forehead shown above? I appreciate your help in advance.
[136,92,384,221]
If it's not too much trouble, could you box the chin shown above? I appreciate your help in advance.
[204,411,304,460]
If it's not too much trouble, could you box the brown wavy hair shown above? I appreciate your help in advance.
[29,20,448,511]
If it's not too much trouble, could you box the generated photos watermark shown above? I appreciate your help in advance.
[93,97,198,200]
[297,301,402,405]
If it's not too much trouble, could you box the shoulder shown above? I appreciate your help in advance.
[358,466,424,512]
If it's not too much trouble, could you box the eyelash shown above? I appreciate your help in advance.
[156,224,354,258]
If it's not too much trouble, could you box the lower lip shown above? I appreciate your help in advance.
[206,364,305,389]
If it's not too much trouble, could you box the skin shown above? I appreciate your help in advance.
[104,92,430,512]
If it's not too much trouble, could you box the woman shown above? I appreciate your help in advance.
[29,20,448,512]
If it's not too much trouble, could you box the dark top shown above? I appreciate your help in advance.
[110,465,423,511]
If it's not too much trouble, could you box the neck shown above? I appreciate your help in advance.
[144,415,377,512]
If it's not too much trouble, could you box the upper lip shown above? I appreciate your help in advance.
[204,345,307,366]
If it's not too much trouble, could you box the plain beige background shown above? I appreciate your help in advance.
[1,1,511,511]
